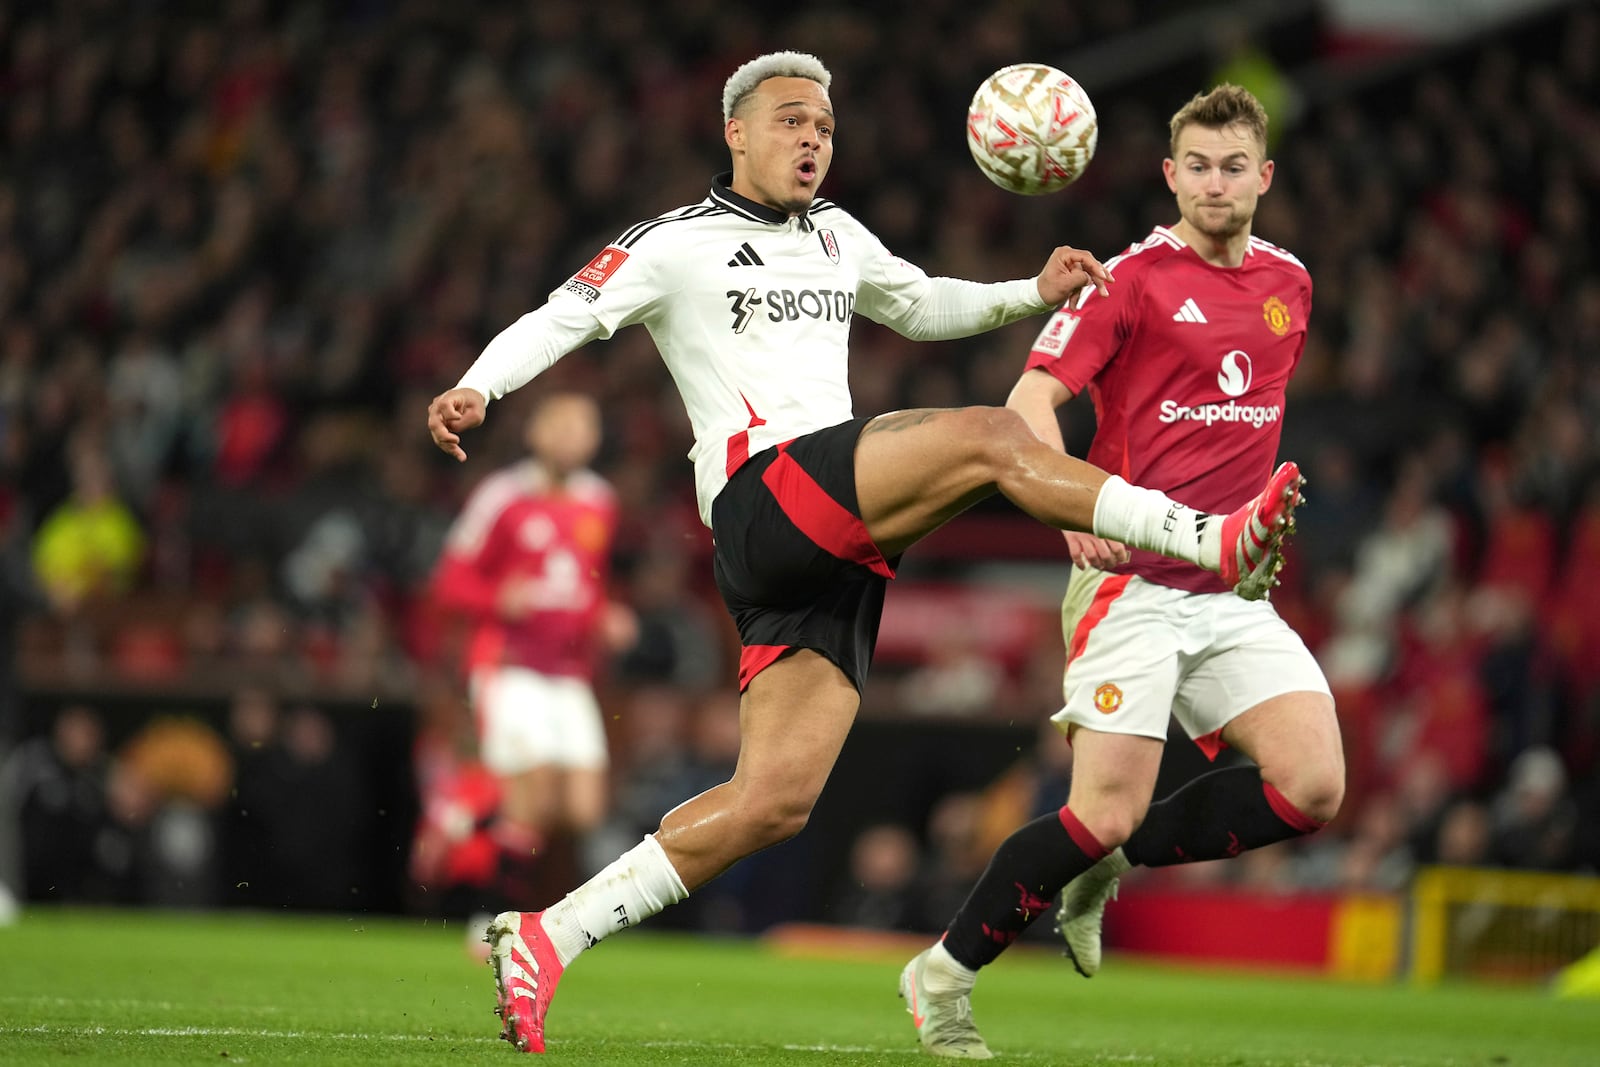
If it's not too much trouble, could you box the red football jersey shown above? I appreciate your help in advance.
[431,461,618,679]
[1026,226,1312,593]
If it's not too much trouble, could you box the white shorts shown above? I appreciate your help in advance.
[472,666,609,776]
[1051,570,1330,755]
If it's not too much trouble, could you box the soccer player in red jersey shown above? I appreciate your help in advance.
[429,392,634,916]
[902,85,1342,1058]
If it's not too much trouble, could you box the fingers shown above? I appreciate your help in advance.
[1062,531,1128,570]
[427,398,469,462]
[1064,247,1112,296]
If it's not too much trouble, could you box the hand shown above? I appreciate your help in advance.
[1036,245,1112,306]
[496,579,532,619]
[427,387,487,461]
[1063,530,1129,571]
[600,601,639,652]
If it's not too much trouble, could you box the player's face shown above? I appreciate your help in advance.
[527,395,601,475]
[725,76,834,216]
[1163,123,1273,240]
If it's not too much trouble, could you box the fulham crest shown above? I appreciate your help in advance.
[817,228,840,264]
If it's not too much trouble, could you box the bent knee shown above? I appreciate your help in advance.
[1272,769,1345,828]
[739,794,815,850]
[1070,807,1144,852]
[944,406,1037,470]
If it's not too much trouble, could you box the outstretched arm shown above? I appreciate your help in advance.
[856,232,1111,340]
[424,298,614,460]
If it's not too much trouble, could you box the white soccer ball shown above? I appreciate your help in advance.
[966,64,1098,195]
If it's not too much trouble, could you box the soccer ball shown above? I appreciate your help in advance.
[966,64,1098,195]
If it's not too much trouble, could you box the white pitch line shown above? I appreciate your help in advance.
[0,995,282,1015]
[0,1024,496,1043]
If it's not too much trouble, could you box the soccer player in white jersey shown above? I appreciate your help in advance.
[901,85,1342,1059]
[426,54,1305,1054]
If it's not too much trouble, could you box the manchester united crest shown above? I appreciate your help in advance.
[1263,296,1291,337]
[1093,682,1123,714]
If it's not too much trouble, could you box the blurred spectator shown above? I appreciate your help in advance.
[1489,746,1579,871]
[117,714,233,907]
[915,791,993,935]
[220,686,278,908]
[614,541,726,690]
[2,705,115,901]
[30,441,146,615]
[1432,799,1492,868]
[223,704,365,910]
[830,823,924,930]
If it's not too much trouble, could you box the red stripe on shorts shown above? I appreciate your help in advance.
[738,644,790,691]
[761,447,895,579]
[1065,573,1133,666]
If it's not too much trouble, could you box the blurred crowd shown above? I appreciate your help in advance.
[2,1,1598,920]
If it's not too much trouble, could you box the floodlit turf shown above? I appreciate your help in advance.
[1,909,1596,1065]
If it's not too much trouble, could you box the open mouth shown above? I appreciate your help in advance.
[797,159,818,182]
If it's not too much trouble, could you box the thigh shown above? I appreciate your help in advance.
[559,766,608,831]
[733,649,861,798]
[1221,691,1343,789]
[1065,728,1165,837]
[1171,600,1333,754]
[655,649,860,888]
[852,407,1016,557]
[499,766,561,825]
[1051,572,1183,743]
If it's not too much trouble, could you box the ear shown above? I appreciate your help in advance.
[1162,157,1178,194]
[1257,158,1275,195]
[725,117,743,153]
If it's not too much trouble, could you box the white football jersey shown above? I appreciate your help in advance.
[458,175,1048,527]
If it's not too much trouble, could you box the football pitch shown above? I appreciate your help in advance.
[2,910,1595,1065]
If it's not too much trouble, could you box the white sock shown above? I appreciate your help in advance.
[1091,475,1222,571]
[540,835,689,966]
[926,940,979,993]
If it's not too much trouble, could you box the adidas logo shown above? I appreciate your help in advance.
[1172,298,1208,323]
[727,242,765,267]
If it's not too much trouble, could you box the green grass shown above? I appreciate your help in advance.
[1,909,1595,1065]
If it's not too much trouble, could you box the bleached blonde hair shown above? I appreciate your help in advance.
[722,51,832,121]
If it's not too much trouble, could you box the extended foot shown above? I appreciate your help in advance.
[486,911,565,1053]
[1219,461,1305,601]
[1055,849,1130,977]
[899,948,993,1059]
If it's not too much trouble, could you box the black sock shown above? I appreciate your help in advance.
[942,807,1106,969]
[1123,766,1323,868]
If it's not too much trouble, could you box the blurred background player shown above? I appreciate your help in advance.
[428,392,635,927]
[902,84,1340,1059]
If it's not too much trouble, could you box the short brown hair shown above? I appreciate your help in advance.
[1169,84,1268,158]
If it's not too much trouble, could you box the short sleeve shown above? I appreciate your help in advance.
[1022,276,1132,395]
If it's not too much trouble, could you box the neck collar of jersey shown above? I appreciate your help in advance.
[711,173,813,229]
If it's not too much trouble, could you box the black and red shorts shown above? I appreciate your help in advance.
[711,417,897,695]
